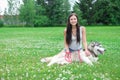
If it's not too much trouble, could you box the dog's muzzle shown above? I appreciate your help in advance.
[97,49,105,54]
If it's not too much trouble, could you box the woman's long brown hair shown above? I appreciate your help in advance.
[66,13,81,45]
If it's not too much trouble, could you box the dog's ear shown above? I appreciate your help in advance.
[89,40,93,45]
[95,41,101,46]
[98,42,101,45]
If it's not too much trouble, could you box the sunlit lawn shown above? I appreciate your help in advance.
[0,26,120,80]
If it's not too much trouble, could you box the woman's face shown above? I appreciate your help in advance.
[69,15,78,26]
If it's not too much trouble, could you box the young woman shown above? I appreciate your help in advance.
[64,13,91,62]
[41,13,91,66]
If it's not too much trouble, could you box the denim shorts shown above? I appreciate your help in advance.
[65,48,82,53]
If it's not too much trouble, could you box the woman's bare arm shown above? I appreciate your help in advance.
[81,26,91,56]
[64,28,69,52]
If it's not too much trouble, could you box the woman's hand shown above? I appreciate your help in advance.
[85,49,91,56]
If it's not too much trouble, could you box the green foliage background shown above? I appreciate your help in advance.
[2,0,120,27]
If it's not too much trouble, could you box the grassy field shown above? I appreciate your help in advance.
[0,26,120,80]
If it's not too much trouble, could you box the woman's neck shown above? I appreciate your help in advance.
[72,26,77,36]
[72,25,76,29]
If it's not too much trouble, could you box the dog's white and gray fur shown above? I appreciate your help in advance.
[41,41,105,66]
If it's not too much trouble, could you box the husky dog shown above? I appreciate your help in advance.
[41,41,106,66]
[87,41,106,62]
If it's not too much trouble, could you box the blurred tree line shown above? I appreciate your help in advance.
[3,0,71,27]
[0,0,120,27]
[74,0,120,25]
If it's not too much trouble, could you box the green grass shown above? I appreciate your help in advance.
[0,26,120,80]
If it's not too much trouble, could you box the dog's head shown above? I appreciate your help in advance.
[88,41,106,56]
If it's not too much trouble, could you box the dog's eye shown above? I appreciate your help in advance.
[99,45,102,47]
